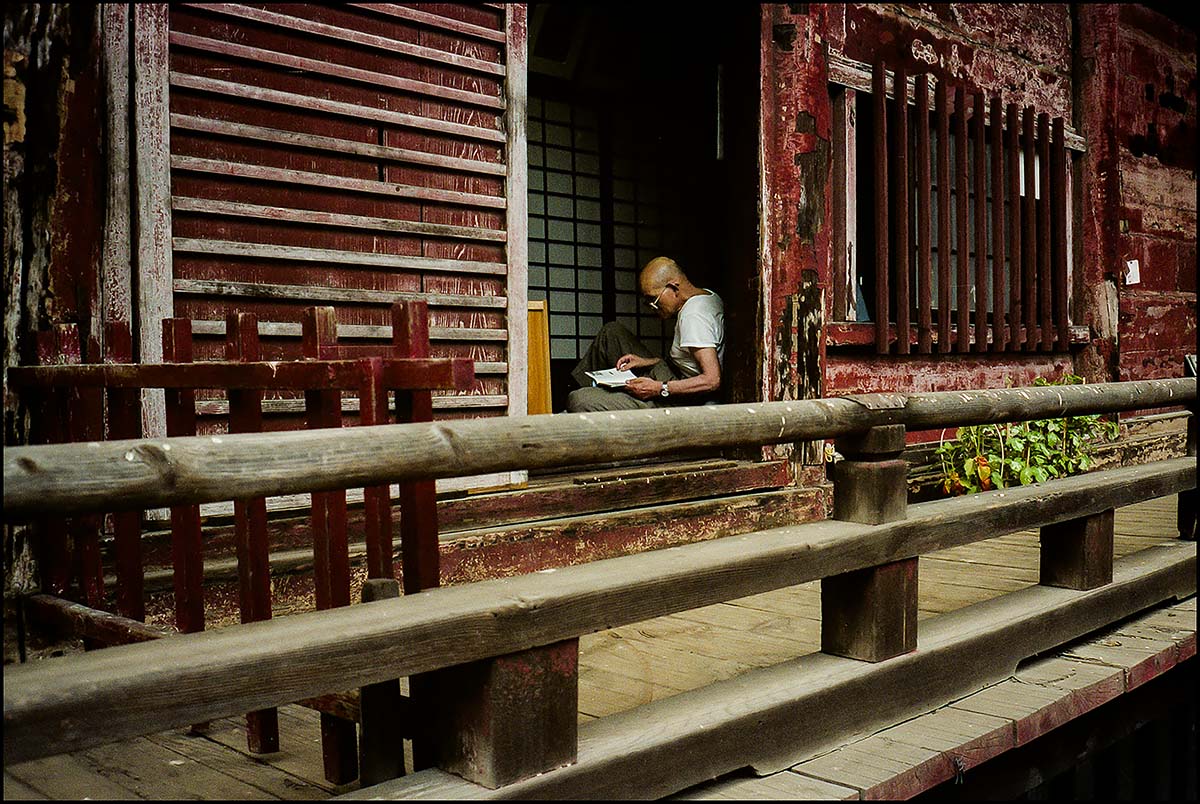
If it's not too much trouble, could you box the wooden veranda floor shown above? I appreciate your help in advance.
[4,495,1193,800]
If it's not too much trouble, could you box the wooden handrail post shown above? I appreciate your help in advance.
[1040,510,1114,590]
[358,578,405,785]
[823,424,917,662]
[435,639,579,789]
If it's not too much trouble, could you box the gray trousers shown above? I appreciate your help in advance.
[567,322,679,412]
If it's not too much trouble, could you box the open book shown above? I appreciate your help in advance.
[584,368,637,388]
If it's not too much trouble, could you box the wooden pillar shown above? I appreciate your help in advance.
[358,578,405,786]
[435,640,579,789]
[823,425,917,662]
[1040,509,1114,590]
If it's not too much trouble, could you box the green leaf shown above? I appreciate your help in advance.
[1020,467,1036,485]
[1033,467,1050,483]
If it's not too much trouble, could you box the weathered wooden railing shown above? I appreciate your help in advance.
[3,378,1196,798]
[5,301,472,784]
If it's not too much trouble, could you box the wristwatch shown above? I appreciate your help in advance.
[660,381,670,398]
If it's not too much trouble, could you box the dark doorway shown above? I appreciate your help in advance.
[526,4,761,412]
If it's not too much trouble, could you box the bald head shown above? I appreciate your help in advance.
[639,256,687,290]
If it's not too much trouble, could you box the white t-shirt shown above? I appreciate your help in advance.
[669,290,725,377]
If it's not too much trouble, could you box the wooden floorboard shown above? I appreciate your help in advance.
[4,495,1188,800]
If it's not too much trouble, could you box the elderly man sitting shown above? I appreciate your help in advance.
[567,256,724,412]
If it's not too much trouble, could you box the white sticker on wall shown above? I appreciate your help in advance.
[1125,259,1141,285]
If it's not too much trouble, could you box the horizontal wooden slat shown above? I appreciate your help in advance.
[173,278,507,309]
[172,237,507,274]
[825,52,1087,153]
[187,319,508,342]
[171,114,506,176]
[195,395,507,416]
[347,3,506,43]
[6,359,475,392]
[170,72,505,143]
[181,3,506,76]
[4,380,1194,519]
[3,466,1193,764]
[169,31,504,110]
[172,197,506,242]
[170,155,507,209]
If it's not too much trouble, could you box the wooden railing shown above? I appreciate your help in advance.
[3,378,1196,798]
[5,301,472,784]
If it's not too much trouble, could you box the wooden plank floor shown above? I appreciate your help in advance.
[4,495,1188,800]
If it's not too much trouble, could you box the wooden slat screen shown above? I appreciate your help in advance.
[865,61,1072,355]
[164,3,522,424]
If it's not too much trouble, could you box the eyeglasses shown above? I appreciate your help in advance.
[646,284,675,311]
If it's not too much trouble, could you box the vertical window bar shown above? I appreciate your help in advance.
[894,64,910,355]
[1022,106,1038,351]
[1007,103,1022,349]
[1052,116,1070,351]
[1038,111,1053,353]
[990,95,1006,352]
[832,87,853,322]
[973,92,988,353]
[874,60,890,354]
[916,74,933,354]
[955,86,970,352]
[937,80,952,353]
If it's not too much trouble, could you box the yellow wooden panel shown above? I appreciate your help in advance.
[528,300,552,414]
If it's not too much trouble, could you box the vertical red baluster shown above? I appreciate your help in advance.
[1052,117,1070,351]
[301,306,357,784]
[1007,104,1022,349]
[874,60,890,354]
[225,312,279,754]
[359,356,393,580]
[936,81,952,353]
[1022,106,1038,351]
[162,319,204,635]
[104,321,144,621]
[955,86,970,352]
[990,96,1006,352]
[894,65,910,355]
[972,92,988,353]
[1038,112,1053,352]
[916,74,932,354]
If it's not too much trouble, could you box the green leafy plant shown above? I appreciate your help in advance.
[936,375,1120,496]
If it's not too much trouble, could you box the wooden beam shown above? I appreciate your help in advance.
[4,459,1193,764]
[8,359,475,392]
[504,2,529,424]
[6,381,1193,519]
[873,61,889,354]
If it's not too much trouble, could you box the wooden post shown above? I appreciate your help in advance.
[823,424,917,662]
[358,578,405,786]
[359,357,393,580]
[104,322,144,622]
[1179,408,1196,541]
[1040,509,1114,590]
[33,328,77,599]
[225,312,279,754]
[391,301,442,772]
[435,640,579,789]
[162,319,204,636]
[301,307,358,784]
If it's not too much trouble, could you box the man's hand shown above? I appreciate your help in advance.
[616,354,657,372]
[624,377,663,400]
